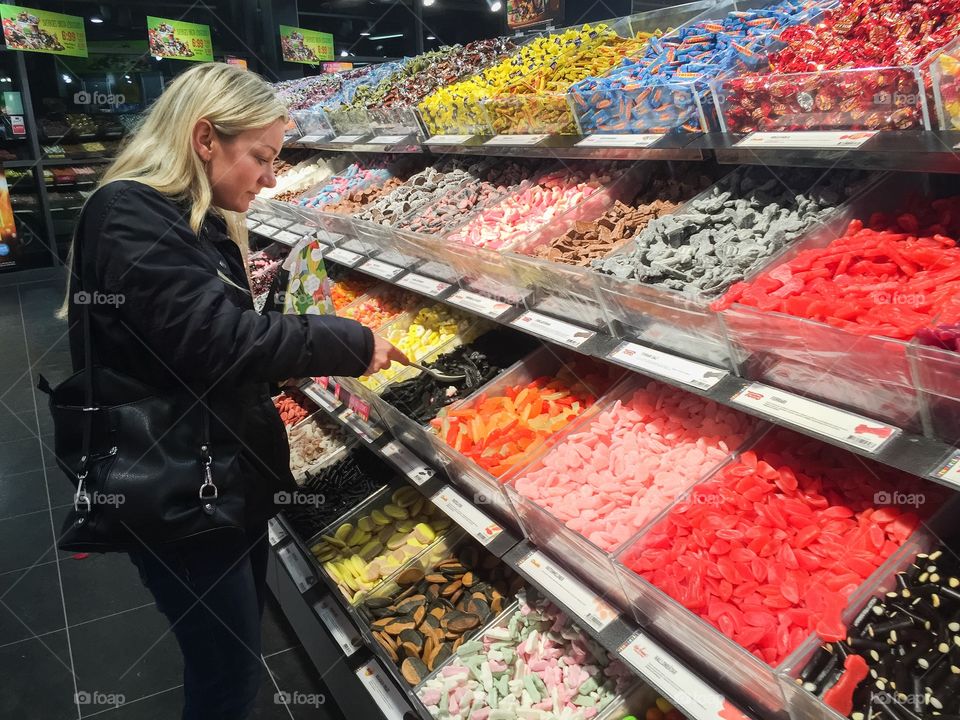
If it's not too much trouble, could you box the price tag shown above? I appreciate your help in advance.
[316,376,329,389]
[377,250,417,267]
[277,545,316,593]
[737,130,876,149]
[485,134,547,146]
[518,550,617,632]
[313,597,362,656]
[331,135,365,144]
[931,450,960,488]
[369,135,407,145]
[324,247,363,267]
[287,223,314,236]
[81,142,106,152]
[447,289,512,319]
[249,212,272,223]
[382,440,434,485]
[254,225,278,238]
[355,660,410,720]
[332,381,342,400]
[608,341,727,391]
[576,133,663,148]
[265,216,294,229]
[430,485,503,546]
[360,258,403,280]
[10,115,25,136]
[245,219,261,231]
[274,230,300,246]
[267,518,288,546]
[730,382,899,453]
[427,134,474,145]
[348,394,371,423]
[511,311,595,348]
[397,272,451,297]
[619,632,750,720]
[298,134,327,144]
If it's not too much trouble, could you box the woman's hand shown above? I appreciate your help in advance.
[365,335,408,376]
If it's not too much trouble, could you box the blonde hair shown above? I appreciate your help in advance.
[59,62,288,317]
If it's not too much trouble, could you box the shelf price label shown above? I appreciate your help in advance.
[313,596,362,656]
[382,440,434,485]
[430,485,502,546]
[359,258,403,280]
[427,134,474,145]
[342,409,381,444]
[485,134,547,146]
[287,223,314,236]
[397,272,451,297]
[369,135,407,145]
[277,545,316,593]
[323,247,364,267]
[298,134,328,144]
[931,449,960,488]
[518,550,617,633]
[265,216,294,229]
[576,133,663,148]
[245,218,261,231]
[511,311,595,348]
[267,518,288,546]
[254,225,278,238]
[619,632,750,720]
[306,383,340,413]
[447,289,512,319]
[736,130,876,149]
[730,382,900,453]
[355,660,411,720]
[274,230,301,246]
[330,135,366,144]
[607,341,727,391]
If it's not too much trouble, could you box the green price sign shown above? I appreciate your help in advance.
[0,5,87,57]
[147,16,212,62]
[280,25,334,64]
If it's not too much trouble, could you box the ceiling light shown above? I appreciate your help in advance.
[488,0,502,10]
[423,0,436,6]
[360,30,370,36]
[426,35,436,40]
[368,33,403,40]
[89,15,104,23]
[340,50,349,57]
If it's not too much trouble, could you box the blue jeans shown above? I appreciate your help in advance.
[128,526,269,720]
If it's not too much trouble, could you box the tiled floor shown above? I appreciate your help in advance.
[0,275,345,720]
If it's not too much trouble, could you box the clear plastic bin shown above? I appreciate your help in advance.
[910,339,960,445]
[338,286,423,331]
[776,498,959,720]
[932,35,960,131]
[719,172,942,433]
[286,410,356,484]
[611,443,948,717]
[308,483,455,605]
[712,50,934,134]
[290,108,336,141]
[367,105,424,139]
[325,105,372,137]
[503,373,757,610]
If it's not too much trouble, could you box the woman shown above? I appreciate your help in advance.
[62,63,406,719]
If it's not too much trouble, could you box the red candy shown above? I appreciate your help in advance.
[714,194,960,339]
[822,654,869,716]
[622,430,939,666]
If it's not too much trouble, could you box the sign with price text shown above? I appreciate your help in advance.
[147,17,213,62]
[0,5,87,57]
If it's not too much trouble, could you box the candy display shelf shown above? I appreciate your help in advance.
[272,371,766,720]
[285,130,960,172]
[250,220,960,497]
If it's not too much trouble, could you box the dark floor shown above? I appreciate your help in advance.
[0,273,345,719]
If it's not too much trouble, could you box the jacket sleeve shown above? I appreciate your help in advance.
[90,182,374,385]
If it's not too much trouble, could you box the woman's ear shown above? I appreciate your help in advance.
[192,118,215,162]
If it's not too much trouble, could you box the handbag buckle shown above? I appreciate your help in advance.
[74,471,91,515]
[199,446,218,514]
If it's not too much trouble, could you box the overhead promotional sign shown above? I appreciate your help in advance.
[280,25,334,64]
[225,56,248,69]
[0,5,87,57]
[507,0,564,29]
[322,61,353,73]
[147,16,213,62]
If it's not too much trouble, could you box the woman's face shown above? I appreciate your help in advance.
[197,119,285,213]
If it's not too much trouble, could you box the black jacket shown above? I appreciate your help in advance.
[68,180,374,529]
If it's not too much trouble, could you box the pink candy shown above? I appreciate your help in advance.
[512,380,757,552]
[449,168,615,250]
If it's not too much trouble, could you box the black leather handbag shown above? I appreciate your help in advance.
[37,209,247,553]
